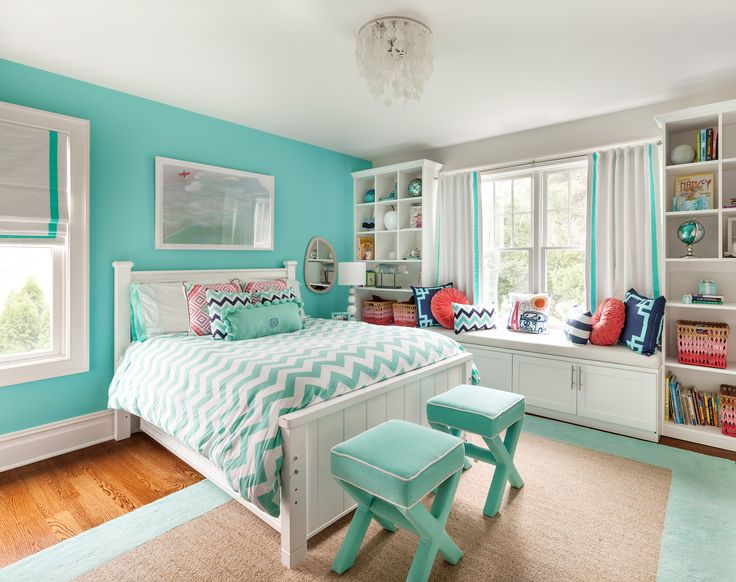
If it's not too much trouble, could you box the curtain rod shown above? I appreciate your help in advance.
[440,136,662,176]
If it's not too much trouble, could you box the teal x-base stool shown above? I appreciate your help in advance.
[330,419,465,582]
[427,385,525,518]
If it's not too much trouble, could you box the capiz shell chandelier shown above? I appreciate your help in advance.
[356,16,434,105]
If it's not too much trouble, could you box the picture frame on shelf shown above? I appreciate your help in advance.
[155,156,274,250]
[672,173,714,212]
[357,236,374,260]
[365,270,376,287]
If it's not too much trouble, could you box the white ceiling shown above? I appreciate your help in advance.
[2,1,736,161]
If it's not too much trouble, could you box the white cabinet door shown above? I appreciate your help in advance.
[462,345,513,392]
[577,364,657,432]
[513,354,577,414]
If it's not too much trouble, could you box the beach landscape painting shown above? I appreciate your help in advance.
[155,157,274,250]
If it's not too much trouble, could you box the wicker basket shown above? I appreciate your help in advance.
[676,320,730,369]
[363,299,395,326]
[393,301,417,327]
[720,384,736,437]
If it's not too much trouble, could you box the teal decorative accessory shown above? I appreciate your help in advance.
[407,177,422,197]
[222,301,302,341]
[699,280,717,295]
[331,419,464,581]
[670,144,696,165]
[677,219,705,258]
[364,189,375,203]
[427,384,525,517]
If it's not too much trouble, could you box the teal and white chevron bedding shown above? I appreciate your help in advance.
[108,318,476,517]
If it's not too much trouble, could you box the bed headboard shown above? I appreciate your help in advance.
[112,260,298,369]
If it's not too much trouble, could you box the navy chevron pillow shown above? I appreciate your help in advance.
[206,290,254,340]
[564,307,593,344]
[452,302,496,334]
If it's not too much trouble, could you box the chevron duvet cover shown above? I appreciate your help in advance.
[108,317,475,517]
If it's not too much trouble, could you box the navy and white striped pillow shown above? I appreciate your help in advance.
[564,308,593,344]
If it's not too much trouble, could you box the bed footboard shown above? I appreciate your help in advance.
[278,352,473,568]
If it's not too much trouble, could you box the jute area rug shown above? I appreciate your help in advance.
[78,432,671,581]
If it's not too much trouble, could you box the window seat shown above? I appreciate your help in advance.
[430,326,661,370]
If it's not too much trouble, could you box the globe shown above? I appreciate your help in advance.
[408,178,422,197]
[677,220,705,257]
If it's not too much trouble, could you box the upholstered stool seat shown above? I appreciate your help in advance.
[331,419,465,582]
[427,385,525,518]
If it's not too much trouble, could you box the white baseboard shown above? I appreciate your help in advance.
[0,410,114,472]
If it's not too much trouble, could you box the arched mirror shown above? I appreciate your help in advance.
[304,237,337,294]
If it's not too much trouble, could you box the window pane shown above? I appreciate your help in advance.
[495,214,512,248]
[513,177,532,212]
[547,172,568,210]
[570,210,586,247]
[546,249,586,323]
[482,249,530,314]
[547,209,569,246]
[0,247,53,357]
[495,180,512,215]
[513,213,532,247]
[571,169,587,208]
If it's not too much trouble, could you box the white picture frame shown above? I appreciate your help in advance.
[155,156,274,250]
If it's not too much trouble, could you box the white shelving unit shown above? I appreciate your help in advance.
[351,160,442,321]
[655,100,736,452]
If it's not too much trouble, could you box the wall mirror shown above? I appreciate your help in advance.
[304,237,336,294]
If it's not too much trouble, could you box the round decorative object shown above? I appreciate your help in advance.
[589,298,626,346]
[677,219,705,257]
[384,210,398,230]
[430,288,470,329]
[364,189,375,203]
[408,178,422,197]
[388,251,397,260]
[670,144,696,165]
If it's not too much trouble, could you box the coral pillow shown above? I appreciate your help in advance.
[431,288,470,329]
[589,298,626,346]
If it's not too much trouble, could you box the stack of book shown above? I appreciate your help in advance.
[666,374,721,427]
[695,127,718,162]
[691,293,723,305]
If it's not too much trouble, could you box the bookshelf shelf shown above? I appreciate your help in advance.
[656,99,736,453]
[661,421,736,452]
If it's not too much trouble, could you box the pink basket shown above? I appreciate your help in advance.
[363,299,395,326]
[677,320,729,369]
[720,385,736,438]
[392,302,417,327]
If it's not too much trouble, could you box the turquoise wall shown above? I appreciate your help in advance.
[0,59,370,435]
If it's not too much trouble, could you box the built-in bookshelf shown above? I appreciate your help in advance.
[350,160,442,321]
[655,100,736,452]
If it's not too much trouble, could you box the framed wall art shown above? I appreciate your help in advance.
[155,156,274,250]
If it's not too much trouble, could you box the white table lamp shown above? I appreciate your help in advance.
[338,262,366,320]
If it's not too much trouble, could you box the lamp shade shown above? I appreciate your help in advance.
[338,262,366,286]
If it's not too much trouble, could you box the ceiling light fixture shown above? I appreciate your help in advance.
[356,16,434,106]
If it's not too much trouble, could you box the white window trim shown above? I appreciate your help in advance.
[0,101,89,387]
[480,159,587,315]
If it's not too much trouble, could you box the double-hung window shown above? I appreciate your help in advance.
[479,161,587,324]
[0,102,89,387]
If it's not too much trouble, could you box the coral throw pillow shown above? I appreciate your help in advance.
[589,298,626,346]
[431,288,470,329]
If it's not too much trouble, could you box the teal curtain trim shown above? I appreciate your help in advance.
[48,131,59,238]
[472,171,480,302]
[647,144,660,297]
[0,234,56,239]
[589,152,598,311]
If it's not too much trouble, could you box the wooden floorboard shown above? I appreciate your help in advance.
[0,434,202,568]
[659,435,736,462]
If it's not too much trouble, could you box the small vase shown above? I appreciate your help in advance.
[384,210,398,231]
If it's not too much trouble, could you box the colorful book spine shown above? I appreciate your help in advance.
[713,127,718,160]
[696,132,701,162]
[701,129,707,162]
[707,128,713,160]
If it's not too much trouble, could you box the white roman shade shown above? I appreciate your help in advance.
[0,119,69,244]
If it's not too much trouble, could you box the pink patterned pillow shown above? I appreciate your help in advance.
[184,280,241,336]
[242,278,288,293]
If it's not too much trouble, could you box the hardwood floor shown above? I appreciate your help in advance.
[659,436,736,462]
[0,434,202,568]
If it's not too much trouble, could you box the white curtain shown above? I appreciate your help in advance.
[436,171,479,300]
[586,144,661,310]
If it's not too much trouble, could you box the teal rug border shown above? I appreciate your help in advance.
[0,480,230,582]
[2,416,733,581]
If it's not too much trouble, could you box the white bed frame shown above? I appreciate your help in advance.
[111,260,474,568]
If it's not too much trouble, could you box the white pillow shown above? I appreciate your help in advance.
[130,282,189,340]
